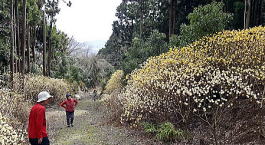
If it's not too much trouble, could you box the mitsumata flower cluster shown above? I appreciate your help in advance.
[118,26,265,126]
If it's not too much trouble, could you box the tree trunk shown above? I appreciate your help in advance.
[15,0,20,73]
[21,0,27,76]
[10,0,14,89]
[1,0,3,11]
[244,0,251,29]
[27,24,31,73]
[253,0,263,26]
[172,0,176,34]
[244,0,247,28]
[139,0,144,38]
[20,0,27,91]
[261,0,265,25]
[169,0,172,37]
[43,11,47,76]
[13,0,17,73]
[31,27,36,65]
[47,18,53,77]
[169,0,177,37]
[246,0,251,28]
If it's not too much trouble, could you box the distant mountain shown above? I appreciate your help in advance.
[82,40,106,54]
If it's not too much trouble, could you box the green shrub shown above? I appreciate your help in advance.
[142,122,185,143]
[156,122,184,143]
[156,122,184,142]
[142,122,157,134]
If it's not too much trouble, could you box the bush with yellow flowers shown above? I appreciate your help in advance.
[0,74,73,144]
[104,70,124,95]
[119,26,265,143]
[0,113,25,144]
[0,90,27,145]
[100,70,125,124]
[0,89,30,124]
[23,75,73,103]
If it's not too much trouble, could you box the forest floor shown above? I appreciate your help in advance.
[46,93,161,145]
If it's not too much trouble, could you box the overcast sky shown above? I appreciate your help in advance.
[56,0,122,53]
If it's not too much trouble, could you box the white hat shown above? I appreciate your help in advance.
[37,91,53,102]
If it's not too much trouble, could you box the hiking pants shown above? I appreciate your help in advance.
[66,111,74,125]
[29,137,50,145]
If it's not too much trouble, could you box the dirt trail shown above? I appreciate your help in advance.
[46,94,159,145]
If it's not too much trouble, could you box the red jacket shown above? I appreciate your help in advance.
[28,104,48,139]
[60,98,78,112]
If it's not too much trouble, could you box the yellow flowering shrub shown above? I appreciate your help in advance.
[0,75,73,144]
[0,113,25,145]
[104,70,124,94]
[0,89,30,123]
[0,90,27,145]
[120,26,265,128]
[24,75,73,103]
[100,70,125,124]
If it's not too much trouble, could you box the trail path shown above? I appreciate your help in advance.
[46,94,159,145]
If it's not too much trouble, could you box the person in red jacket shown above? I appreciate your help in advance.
[28,91,53,145]
[60,94,78,127]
